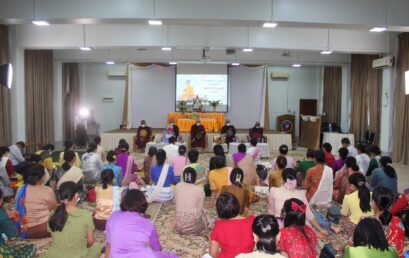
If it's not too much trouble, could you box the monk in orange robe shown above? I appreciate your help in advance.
[135,120,152,150]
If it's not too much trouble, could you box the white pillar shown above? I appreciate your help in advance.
[54,60,63,143]
[340,64,350,133]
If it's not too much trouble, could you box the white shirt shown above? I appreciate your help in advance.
[8,144,25,165]
[347,146,358,157]
[356,153,370,174]
[162,144,179,164]
[81,152,103,174]
[246,146,261,165]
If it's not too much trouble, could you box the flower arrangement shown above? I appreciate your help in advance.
[176,100,188,114]
[209,100,220,112]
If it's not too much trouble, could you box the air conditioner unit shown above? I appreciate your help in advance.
[271,72,289,80]
[107,70,126,77]
[372,55,394,69]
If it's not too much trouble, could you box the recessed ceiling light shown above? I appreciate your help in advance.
[106,61,115,65]
[243,48,253,52]
[231,63,240,66]
[292,64,302,68]
[369,27,387,32]
[148,20,162,26]
[79,47,92,51]
[263,22,277,28]
[32,20,49,26]
[161,47,172,51]
[321,50,333,55]
[169,62,177,65]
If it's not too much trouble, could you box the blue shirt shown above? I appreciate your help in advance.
[370,167,398,197]
[101,164,122,187]
[150,165,174,187]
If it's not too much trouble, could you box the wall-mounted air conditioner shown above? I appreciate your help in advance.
[372,55,394,69]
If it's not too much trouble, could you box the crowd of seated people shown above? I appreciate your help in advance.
[0,136,406,258]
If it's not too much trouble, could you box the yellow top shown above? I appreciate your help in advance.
[35,150,53,172]
[59,151,81,168]
[209,167,229,192]
[341,191,374,224]
[269,170,282,188]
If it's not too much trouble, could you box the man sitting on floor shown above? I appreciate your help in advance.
[190,119,206,149]
[163,136,179,164]
[8,141,31,176]
[135,120,152,151]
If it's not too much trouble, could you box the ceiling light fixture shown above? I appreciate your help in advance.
[231,63,240,66]
[31,0,49,26]
[79,25,92,51]
[161,47,172,51]
[243,48,253,52]
[292,64,302,68]
[263,22,277,28]
[32,20,49,26]
[79,47,92,51]
[370,27,387,32]
[169,62,177,65]
[148,20,162,26]
[321,50,333,55]
[106,61,115,65]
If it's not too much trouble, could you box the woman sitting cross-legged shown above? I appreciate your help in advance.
[42,182,103,258]
[236,214,286,258]
[54,150,83,191]
[93,169,123,231]
[142,146,157,185]
[208,155,232,208]
[183,149,208,186]
[233,144,258,186]
[147,149,175,203]
[370,156,398,197]
[173,167,208,235]
[333,156,361,203]
[58,140,81,168]
[105,189,178,257]
[16,165,57,238]
[343,217,399,258]
[100,150,122,187]
[171,145,188,184]
[277,198,317,258]
[81,143,103,185]
[209,192,255,258]
[116,142,142,187]
[269,155,287,188]
[372,187,405,258]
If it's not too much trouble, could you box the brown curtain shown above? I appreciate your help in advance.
[0,25,12,145]
[263,66,270,130]
[62,63,80,140]
[349,54,382,144]
[323,66,342,125]
[25,50,55,145]
[121,65,129,128]
[392,33,409,164]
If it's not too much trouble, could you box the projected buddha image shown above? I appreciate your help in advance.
[178,80,196,100]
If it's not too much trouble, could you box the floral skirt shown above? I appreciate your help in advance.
[173,210,209,235]
[0,243,36,258]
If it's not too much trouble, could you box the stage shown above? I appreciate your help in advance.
[100,128,292,154]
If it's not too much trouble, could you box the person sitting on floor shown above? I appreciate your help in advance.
[55,150,83,191]
[372,187,405,258]
[42,182,103,258]
[367,145,381,177]
[142,146,157,185]
[332,147,348,177]
[271,144,296,171]
[233,144,258,186]
[100,150,122,187]
[163,136,179,164]
[341,137,357,157]
[59,140,81,168]
[9,141,31,177]
[114,139,127,156]
[355,144,370,175]
[94,136,106,162]
[221,168,253,215]
[171,145,188,184]
[297,149,315,181]
[148,150,175,203]
[269,155,287,188]
[183,149,208,186]
[116,142,141,187]
[0,147,14,199]
[16,165,57,238]
[246,138,262,165]
[322,142,335,168]
[35,143,55,175]
[278,198,317,258]
[333,156,361,203]
[135,120,152,151]
[343,217,399,258]
[209,192,255,258]
[209,144,233,171]
[236,214,286,258]
[370,156,398,197]
[341,173,374,224]
[94,169,122,231]
[105,189,178,257]
[81,143,103,185]
[173,167,208,235]
[0,146,15,177]
[208,156,233,208]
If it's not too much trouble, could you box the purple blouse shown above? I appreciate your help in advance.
[116,153,136,179]
[332,158,345,175]
[232,152,246,166]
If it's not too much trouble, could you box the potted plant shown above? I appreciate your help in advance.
[209,100,220,112]
[176,100,187,114]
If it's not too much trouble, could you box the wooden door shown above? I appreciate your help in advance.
[299,99,317,139]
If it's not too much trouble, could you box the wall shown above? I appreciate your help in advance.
[267,66,323,138]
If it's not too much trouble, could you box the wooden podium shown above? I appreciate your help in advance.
[276,114,295,144]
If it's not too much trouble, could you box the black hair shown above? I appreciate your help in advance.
[282,198,312,254]
[183,167,197,184]
[306,149,315,158]
[279,144,289,155]
[27,164,45,185]
[252,214,280,255]
[250,138,258,147]
[213,144,225,157]
[369,145,381,156]
[16,141,25,148]
[349,173,371,213]
[379,156,396,178]
[373,187,393,226]
[216,192,240,219]
[156,149,166,166]
[341,138,351,145]
[187,149,199,163]
[314,150,325,163]
[338,147,348,160]
[118,139,126,146]
[178,145,187,156]
[168,136,176,144]
[42,143,55,151]
[353,218,389,251]
[62,150,75,171]
[120,189,148,214]
[238,143,247,153]
[147,146,157,157]
[94,136,102,145]
[63,140,74,151]
[87,142,97,153]
[29,154,42,163]
[119,142,129,152]
[276,155,287,170]
[214,155,226,169]
[230,167,244,187]
[106,150,116,163]
[0,146,10,156]
[357,143,367,154]
[282,168,297,181]
[49,181,78,232]
[322,142,332,152]
[101,169,114,189]
[345,156,359,172]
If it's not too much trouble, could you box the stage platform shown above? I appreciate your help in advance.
[100,128,292,153]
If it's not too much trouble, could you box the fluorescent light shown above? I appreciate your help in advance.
[79,47,92,51]
[405,70,409,95]
[106,61,115,65]
[148,20,162,25]
[32,20,49,26]
[243,48,253,52]
[369,27,387,32]
[169,62,177,65]
[161,47,172,51]
[263,22,277,28]
[321,50,333,55]
[292,64,302,68]
[231,63,240,66]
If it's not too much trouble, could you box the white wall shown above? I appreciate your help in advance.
[267,66,323,138]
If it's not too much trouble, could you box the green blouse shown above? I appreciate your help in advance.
[298,160,315,177]
[343,246,398,258]
[0,208,17,243]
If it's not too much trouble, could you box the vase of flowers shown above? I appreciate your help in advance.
[176,100,187,114]
[209,100,220,113]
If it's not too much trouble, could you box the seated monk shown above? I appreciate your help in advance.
[135,120,152,151]
[190,119,206,149]
[221,119,236,144]
[249,121,264,143]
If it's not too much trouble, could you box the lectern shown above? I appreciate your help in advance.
[276,114,295,143]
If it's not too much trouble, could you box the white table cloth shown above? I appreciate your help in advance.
[228,143,270,158]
